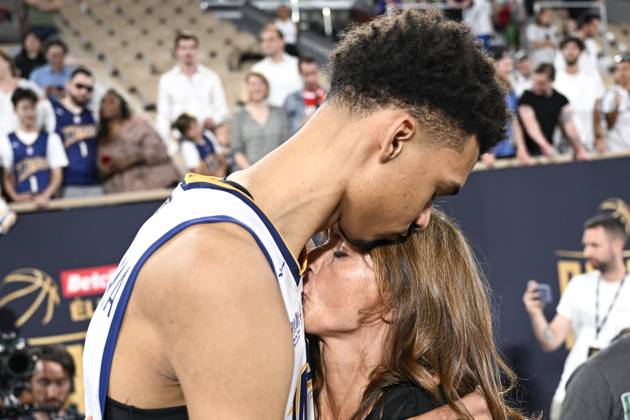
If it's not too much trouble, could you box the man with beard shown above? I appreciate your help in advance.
[21,345,84,420]
[523,211,630,420]
[42,67,101,197]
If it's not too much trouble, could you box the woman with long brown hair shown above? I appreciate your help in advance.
[304,209,527,419]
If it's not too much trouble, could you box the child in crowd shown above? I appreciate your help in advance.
[0,88,68,206]
[171,113,228,176]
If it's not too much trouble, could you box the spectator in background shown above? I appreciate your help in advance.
[21,0,61,41]
[24,344,84,420]
[0,49,44,135]
[171,113,228,176]
[526,8,557,67]
[252,24,302,107]
[555,13,601,75]
[523,211,630,420]
[461,0,494,50]
[560,328,630,420]
[156,31,229,154]
[600,56,630,153]
[517,63,588,160]
[283,56,326,135]
[0,88,66,206]
[513,51,532,97]
[42,67,101,197]
[274,5,298,57]
[576,12,601,73]
[230,72,289,169]
[482,49,528,165]
[29,38,73,98]
[554,37,604,153]
[97,89,179,193]
[14,31,46,79]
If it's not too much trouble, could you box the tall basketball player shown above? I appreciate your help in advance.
[83,10,508,420]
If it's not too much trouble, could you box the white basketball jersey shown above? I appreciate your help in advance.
[83,175,314,420]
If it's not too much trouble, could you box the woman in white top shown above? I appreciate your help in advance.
[274,5,299,57]
[526,8,558,67]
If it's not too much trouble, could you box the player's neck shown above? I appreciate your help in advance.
[601,260,626,282]
[228,102,360,257]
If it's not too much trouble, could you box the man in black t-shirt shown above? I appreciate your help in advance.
[517,63,588,160]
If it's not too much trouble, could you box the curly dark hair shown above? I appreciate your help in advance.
[328,10,507,154]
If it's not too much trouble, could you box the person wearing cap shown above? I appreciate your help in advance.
[600,55,630,153]
[522,210,630,420]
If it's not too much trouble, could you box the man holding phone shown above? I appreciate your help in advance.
[523,211,630,420]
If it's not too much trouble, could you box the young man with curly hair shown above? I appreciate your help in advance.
[83,10,507,420]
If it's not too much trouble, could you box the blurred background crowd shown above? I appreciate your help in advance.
[0,0,627,210]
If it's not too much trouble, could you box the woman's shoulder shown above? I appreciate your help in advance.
[366,382,444,420]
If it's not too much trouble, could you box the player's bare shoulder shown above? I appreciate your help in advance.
[137,222,279,310]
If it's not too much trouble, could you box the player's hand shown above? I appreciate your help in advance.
[523,280,544,315]
[406,391,490,419]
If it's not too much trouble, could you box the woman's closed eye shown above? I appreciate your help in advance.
[333,250,347,258]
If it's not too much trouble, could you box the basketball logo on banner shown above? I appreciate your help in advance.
[0,268,60,328]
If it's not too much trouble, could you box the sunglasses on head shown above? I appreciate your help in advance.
[75,83,94,92]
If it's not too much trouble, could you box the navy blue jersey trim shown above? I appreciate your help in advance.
[98,215,275,416]
[180,180,302,285]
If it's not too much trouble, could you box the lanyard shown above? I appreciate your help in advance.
[595,274,626,339]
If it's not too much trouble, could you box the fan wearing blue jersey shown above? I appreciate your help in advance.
[171,113,228,176]
[83,10,508,420]
[0,87,67,207]
[42,67,101,198]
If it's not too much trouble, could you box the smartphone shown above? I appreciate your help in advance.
[537,283,553,305]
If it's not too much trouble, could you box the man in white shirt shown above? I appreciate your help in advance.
[156,31,229,153]
[554,37,604,153]
[252,25,302,107]
[523,211,630,420]
[601,56,630,152]
[554,13,601,75]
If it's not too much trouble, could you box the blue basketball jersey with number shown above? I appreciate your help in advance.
[83,175,314,420]
[49,97,98,186]
[8,131,50,194]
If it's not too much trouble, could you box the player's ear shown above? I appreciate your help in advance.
[378,112,416,163]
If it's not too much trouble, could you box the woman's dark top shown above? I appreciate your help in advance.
[14,50,46,79]
[365,382,445,420]
[105,398,188,420]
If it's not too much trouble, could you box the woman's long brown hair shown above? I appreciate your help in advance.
[309,209,526,419]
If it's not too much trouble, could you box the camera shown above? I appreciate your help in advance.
[0,331,36,419]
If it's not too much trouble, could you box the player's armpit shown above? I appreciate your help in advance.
[152,223,294,419]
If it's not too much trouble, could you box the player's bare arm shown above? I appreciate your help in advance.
[109,223,294,418]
